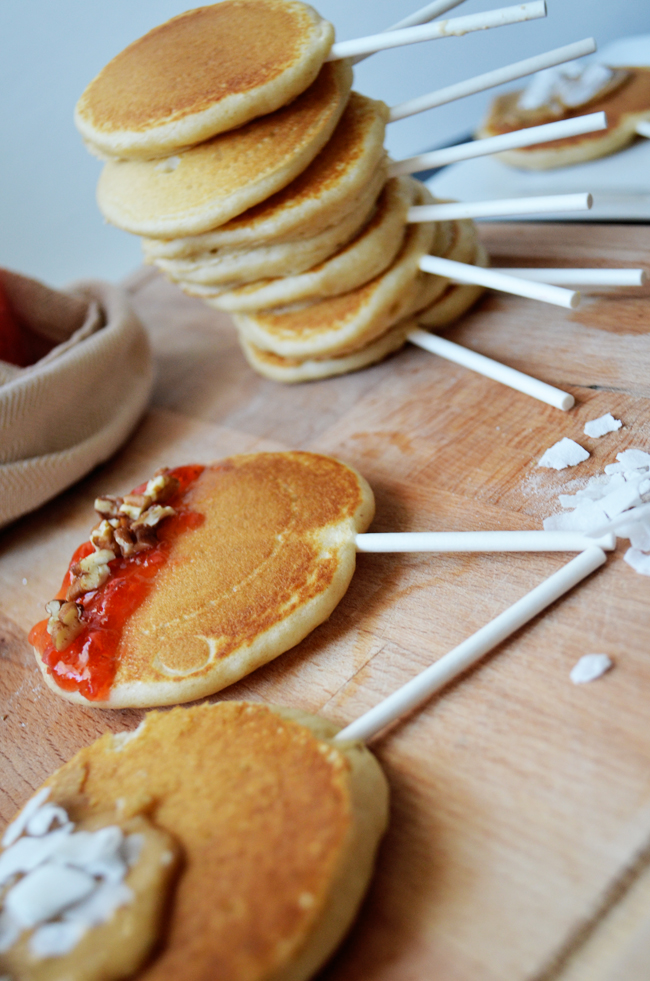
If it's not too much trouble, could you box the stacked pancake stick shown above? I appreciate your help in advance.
[7,479,606,981]
[76,0,645,410]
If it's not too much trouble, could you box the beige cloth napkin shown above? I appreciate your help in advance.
[0,269,153,528]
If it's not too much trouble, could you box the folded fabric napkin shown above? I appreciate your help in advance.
[0,268,153,528]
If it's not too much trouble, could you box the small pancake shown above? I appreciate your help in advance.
[240,315,416,382]
[140,92,389,254]
[96,60,352,238]
[75,1,335,160]
[32,453,374,709]
[233,178,438,359]
[151,182,381,289]
[206,175,414,309]
[6,701,389,981]
[478,66,650,169]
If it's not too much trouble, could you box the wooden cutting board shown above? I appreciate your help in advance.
[2,223,650,981]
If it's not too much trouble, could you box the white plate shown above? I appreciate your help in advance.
[426,35,650,222]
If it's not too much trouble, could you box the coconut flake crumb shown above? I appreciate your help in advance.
[570,653,613,684]
[584,413,622,438]
[538,438,590,471]
[542,444,650,573]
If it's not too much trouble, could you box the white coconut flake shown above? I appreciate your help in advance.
[570,653,613,684]
[616,448,650,469]
[624,547,650,576]
[0,798,137,959]
[538,437,590,471]
[2,788,50,848]
[519,61,615,112]
[584,413,622,438]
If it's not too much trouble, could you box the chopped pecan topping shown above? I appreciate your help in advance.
[132,505,176,530]
[45,599,85,651]
[90,519,116,552]
[95,496,123,519]
[51,467,180,612]
[66,549,115,601]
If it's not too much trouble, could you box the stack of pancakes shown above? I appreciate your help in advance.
[76,0,487,382]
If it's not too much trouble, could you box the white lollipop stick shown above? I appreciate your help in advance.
[408,192,592,222]
[418,255,580,309]
[389,37,596,121]
[352,0,469,65]
[387,0,469,31]
[408,329,575,410]
[635,120,650,138]
[355,531,615,552]
[326,2,546,62]
[497,268,647,286]
[389,111,607,175]
[334,546,607,743]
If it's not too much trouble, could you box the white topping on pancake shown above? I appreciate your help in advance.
[0,798,141,958]
[519,61,615,112]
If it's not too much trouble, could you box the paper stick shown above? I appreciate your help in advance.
[352,0,468,65]
[587,500,650,540]
[408,329,575,410]
[408,192,592,222]
[389,110,607,175]
[418,255,580,309]
[334,546,607,743]
[497,268,647,286]
[635,120,650,138]
[387,0,468,31]
[355,530,615,552]
[389,37,596,121]
[326,1,546,62]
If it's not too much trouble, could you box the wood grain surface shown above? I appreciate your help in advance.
[1,223,650,980]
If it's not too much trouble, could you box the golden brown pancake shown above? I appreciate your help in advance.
[75,1,335,160]
[478,66,650,169]
[96,60,352,238]
[139,91,389,255]
[209,175,414,310]
[233,178,439,359]
[240,315,416,382]
[2,701,389,981]
[31,453,374,708]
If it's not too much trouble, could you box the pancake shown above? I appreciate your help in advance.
[240,315,416,382]
[140,92,389,255]
[96,60,352,238]
[478,66,650,169]
[418,241,488,328]
[151,181,382,289]
[233,178,439,359]
[30,453,374,709]
[238,226,489,382]
[75,1,335,160]
[206,175,414,309]
[1,701,389,981]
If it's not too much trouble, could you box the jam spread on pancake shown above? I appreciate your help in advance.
[29,465,204,701]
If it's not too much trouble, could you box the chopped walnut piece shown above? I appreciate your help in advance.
[95,496,123,519]
[114,525,137,557]
[133,525,158,551]
[120,494,152,520]
[46,599,85,651]
[145,472,180,505]
[66,549,115,601]
[90,519,116,552]
[132,505,176,530]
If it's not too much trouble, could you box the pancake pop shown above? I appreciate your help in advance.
[6,546,606,980]
[29,453,614,709]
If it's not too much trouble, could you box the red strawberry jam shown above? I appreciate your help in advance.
[29,465,205,701]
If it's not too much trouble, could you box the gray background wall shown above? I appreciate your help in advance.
[1,0,649,286]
